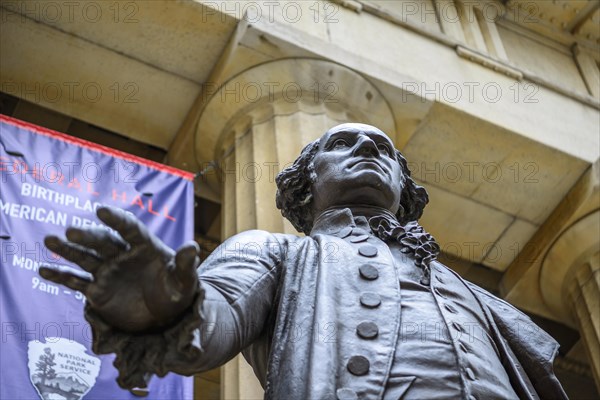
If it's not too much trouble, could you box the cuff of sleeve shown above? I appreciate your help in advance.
[84,290,204,390]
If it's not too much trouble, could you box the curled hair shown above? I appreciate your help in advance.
[394,150,429,225]
[275,140,429,235]
[275,140,320,234]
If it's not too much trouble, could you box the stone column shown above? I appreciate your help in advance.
[539,160,600,391]
[567,251,600,391]
[193,58,395,399]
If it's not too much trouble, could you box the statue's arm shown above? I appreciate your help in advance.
[86,229,282,389]
[185,229,283,371]
[39,207,282,389]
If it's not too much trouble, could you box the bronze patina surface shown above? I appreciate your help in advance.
[41,123,567,399]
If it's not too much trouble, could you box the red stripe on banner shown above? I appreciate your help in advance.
[0,114,194,181]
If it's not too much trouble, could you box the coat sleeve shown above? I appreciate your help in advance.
[468,284,569,400]
[84,229,283,390]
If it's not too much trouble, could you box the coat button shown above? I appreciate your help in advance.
[360,292,381,308]
[338,227,353,238]
[350,234,369,243]
[433,287,447,298]
[358,244,378,257]
[336,388,358,400]
[459,342,470,353]
[352,228,369,236]
[359,265,379,280]
[347,355,370,376]
[357,321,379,339]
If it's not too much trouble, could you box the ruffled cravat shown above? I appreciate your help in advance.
[369,214,440,286]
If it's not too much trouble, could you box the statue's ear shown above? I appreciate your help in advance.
[398,177,429,224]
[395,150,429,224]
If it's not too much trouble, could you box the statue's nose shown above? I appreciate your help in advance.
[353,136,379,158]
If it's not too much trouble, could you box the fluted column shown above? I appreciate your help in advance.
[540,206,600,391]
[194,58,395,399]
[220,101,351,236]
[567,252,600,391]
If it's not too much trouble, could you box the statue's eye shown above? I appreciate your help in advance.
[377,143,393,156]
[331,138,349,148]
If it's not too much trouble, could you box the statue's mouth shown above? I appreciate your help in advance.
[349,158,386,172]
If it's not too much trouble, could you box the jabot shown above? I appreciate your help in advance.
[310,207,440,285]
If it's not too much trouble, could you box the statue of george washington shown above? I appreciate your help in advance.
[40,123,567,399]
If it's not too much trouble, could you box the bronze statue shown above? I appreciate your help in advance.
[40,123,567,399]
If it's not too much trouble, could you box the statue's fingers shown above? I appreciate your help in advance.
[66,227,128,259]
[97,206,150,247]
[170,242,200,300]
[39,265,92,294]
[175,242,200,276]
[44,236,103,273]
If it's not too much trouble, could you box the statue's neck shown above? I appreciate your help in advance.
[317,204,398,224]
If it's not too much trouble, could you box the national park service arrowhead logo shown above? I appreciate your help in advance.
[27,337,100,400]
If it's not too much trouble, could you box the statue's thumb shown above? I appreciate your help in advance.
[172,242,200,294]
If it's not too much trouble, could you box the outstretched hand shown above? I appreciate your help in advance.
[39,206,200,332]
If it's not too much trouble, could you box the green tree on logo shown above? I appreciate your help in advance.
[35,347,57,386]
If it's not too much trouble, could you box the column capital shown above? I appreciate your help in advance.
[194,58,395,196]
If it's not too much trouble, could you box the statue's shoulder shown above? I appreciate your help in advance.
[222,229,306,253]
[230,231,319,269]
[204,230,302,269]
[431,261,531,320]
[224,229,282,242]
[227,229,304,243]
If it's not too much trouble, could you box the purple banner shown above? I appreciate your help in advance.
[0,115,195,399]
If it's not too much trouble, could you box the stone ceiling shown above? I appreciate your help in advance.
[504,0,600,45]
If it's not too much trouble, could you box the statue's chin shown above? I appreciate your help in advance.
[311,171,401,216]
[320,192,396,214]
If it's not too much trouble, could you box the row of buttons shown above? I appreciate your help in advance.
[350,227,379,381]
[335,226,382,400]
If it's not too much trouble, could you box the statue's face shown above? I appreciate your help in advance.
[311,123,404,215]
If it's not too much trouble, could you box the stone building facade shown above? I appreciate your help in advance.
[1,0,598,398]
